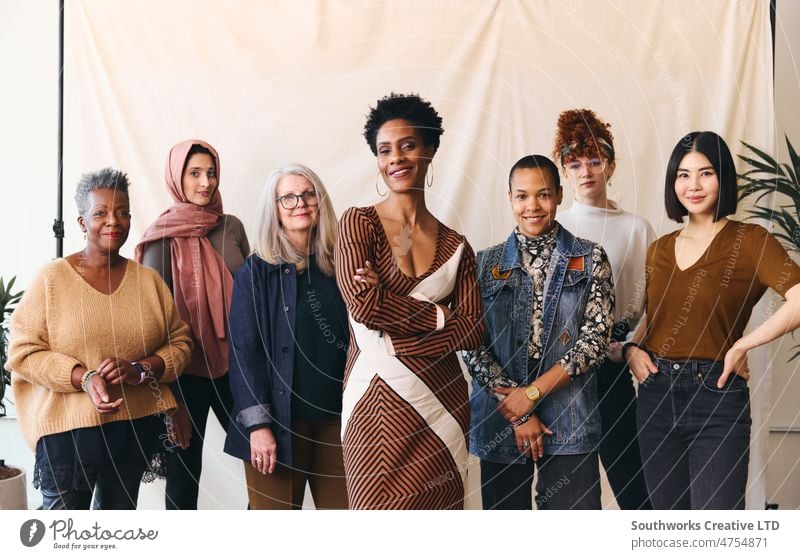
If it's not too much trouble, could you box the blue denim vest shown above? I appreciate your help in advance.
[469,226,602,463]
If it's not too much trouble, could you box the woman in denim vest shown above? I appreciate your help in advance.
[463,155,615,509]
[626,132,800,509]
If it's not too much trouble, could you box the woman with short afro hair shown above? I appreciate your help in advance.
[335,92,484,509]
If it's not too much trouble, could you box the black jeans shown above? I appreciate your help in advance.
[480,452,601,510]
[41,471,143,510]
[36,417,162,510]
[636,357,750,509]
[597,358,652,510]
[165,373,234,510]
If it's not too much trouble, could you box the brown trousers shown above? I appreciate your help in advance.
[244,416,348,510]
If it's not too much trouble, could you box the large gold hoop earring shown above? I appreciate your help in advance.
[425,162,434,189]
[375,172,387,196]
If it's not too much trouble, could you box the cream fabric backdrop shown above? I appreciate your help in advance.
[63,0,774,252]
[6,0,779,508]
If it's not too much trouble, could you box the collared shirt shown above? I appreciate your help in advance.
[515,225,558,360]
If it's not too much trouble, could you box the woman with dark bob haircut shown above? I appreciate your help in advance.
[664,131,739,222]
[335,93,484,509]
[625,131,800,509]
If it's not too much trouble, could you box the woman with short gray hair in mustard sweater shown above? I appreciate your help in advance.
[6,168,192,510]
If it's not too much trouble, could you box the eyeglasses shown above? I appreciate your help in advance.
[276,191,318,209]
[564,158,606,175]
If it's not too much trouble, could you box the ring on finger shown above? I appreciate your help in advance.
[523,441,530,448]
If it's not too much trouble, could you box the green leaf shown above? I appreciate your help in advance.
[738,155,779,175]
[782,162,798,186]
[787,135,800,183]
[741,141,780,169]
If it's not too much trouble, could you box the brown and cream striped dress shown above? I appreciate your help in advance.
[335,206,484,509]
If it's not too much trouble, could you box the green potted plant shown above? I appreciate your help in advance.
[1,276,23,417]
[0,276,26,508]
[738,135,800,358]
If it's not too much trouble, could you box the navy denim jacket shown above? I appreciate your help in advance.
[223,254,348,467]
[468,227,603,463]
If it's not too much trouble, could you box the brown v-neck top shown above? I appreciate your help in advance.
[643,220,800,361]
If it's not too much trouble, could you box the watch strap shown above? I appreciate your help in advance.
[132,361,148,385]
[622,342,640,362]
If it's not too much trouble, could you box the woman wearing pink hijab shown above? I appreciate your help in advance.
[136,140,250,509]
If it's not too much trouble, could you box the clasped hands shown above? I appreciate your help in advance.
[494,386,551,461]
[83,358,142,414]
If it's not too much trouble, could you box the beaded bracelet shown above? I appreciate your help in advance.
[81,369,99,393]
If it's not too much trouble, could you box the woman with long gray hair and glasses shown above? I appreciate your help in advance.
[6,168,192,509]
[224,163,349,509]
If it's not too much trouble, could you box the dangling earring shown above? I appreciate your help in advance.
[425,162,434,189]
[375,172,387,196]
[82,230,87,240]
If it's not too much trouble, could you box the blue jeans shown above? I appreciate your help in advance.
[636,357,750,509]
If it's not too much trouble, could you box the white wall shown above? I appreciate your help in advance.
[0,0,60,511]
[766,0,800,509]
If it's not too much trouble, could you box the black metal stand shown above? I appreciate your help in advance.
[53,0,64,257]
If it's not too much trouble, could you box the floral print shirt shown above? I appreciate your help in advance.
[463,223,615,395]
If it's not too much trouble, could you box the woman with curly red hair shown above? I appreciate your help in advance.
[553,109,654,509]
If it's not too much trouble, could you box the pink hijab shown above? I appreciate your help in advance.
[135,139,233,378]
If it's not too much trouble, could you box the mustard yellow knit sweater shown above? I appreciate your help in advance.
[6,258,193,449]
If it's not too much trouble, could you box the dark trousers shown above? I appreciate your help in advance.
[165,373,234,510]
[480,452,601,510]
[244,416,348,510]
[636,358,751,509]
[41,472,143,510]
[597,358,652,509]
